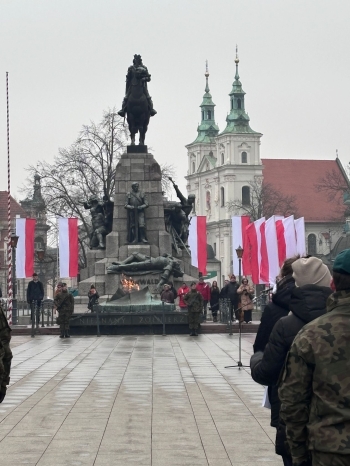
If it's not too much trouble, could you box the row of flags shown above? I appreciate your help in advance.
[188,214,306,285]
[15,213,305,285]
[232,215,306,285]
[15,218,78,279]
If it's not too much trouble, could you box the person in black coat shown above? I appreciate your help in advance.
[253,256,299,353]
[209,281,220,322]
[27,273,44,325]
[250,257,332,466]
[220,275,239,321]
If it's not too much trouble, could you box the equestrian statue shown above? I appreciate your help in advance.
[118,54,157,145]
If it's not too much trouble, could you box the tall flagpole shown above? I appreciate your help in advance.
[6,72,12,325]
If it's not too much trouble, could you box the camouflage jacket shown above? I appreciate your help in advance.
[54,291,74,314]
[279,289,350,464]
[0,302,11,343]
[183,290,203,312]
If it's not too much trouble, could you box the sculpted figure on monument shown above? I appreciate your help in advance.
[84,195,113,249]
[169,177,196,217]
[164,202,189,250]
[107,252,184,290]
[118,54,156,145]
[125,182,149,244]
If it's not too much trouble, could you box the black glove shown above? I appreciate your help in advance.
[0,387,6,403]
[294,459,312,466]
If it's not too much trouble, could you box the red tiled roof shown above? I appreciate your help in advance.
[0,191,27,221]
[261,159,347,223]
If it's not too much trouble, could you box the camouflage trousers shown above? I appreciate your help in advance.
[57,311,72,331]
[188,311,201,329]
[312,451,349,466]
[0,341,12,396]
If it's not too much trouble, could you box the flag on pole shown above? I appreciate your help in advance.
[246,217,265,284]
[276,215,297,266]
[294,217,306,256]
[16,218,36,278]
[262,216,280,285]
[231,216,251,276]
[188,216,207,275]
[58,217,79,278]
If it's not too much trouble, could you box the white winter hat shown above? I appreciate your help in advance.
[292,257,331,288]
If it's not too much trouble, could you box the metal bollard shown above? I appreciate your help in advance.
[95,304,101,337]
[41,304,45,328]
[31,300,35,338]
[162,301,166,336]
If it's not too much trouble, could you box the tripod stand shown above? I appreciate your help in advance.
[225,290,269,370]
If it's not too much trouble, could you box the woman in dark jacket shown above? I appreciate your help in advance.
[250,257,332,466]
[253,256,299,352]
[209,281,220,322]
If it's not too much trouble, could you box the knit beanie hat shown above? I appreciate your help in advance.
[292,257,331,287]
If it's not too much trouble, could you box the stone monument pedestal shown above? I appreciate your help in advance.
[77,148,198,305]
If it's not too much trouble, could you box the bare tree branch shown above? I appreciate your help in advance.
[227,178,299,221]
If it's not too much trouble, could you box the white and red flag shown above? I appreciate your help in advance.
[245,217,265,284]
[58,217,79,278]
[294,217,306,256]
[260,216,280,285]
[231,216,251,276]
[276,215,297,266]
[188,216,207,276]
[16,218,36,278]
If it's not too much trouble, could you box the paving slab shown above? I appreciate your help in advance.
[0,333,278,465]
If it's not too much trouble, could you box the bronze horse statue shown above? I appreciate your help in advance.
[118,55,156,146]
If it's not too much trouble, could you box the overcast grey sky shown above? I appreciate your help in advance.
[1,0,349,200]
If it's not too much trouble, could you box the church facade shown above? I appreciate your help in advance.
[185,56,263,285]
[185,56,349,285]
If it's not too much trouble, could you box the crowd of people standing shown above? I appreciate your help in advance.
[160,274,254,328]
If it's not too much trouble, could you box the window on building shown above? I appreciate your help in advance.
[206,191,211,210]
[220,187,225,207]
[308,234,317,255]
[241,151,247,163]
[231,100,233,110]
[206,161,210,171]
[237,99,242,109]
[221,153,224,165]
[207,110,211,120]
[192,161,195,174]
[202,111,204,121]
[242,186,250,205]
[213,243,216,255]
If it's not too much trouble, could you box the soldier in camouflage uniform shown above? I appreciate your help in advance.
[0,300,12,403]
[54,283,74,338]
[184,282,203,336]
[279,248,350,466]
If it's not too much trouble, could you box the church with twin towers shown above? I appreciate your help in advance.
[185,51,263,285]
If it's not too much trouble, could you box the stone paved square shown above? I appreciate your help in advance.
[0,334,281,465]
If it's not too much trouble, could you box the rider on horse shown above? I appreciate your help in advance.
[118,54,157,118]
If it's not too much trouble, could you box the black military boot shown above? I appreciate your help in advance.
[194,329,198,337]
[190,329,195,336]
[65,330,71,338]
[59,330,65,339]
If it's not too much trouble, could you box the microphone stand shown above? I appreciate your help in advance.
[225,288,271,370]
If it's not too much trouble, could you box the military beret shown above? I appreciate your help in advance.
[333,249,350,275]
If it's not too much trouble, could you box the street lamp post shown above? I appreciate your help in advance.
[37,249,45,284]
[37,249,45,328]
[10,233,19,325]
[236,245,243,285]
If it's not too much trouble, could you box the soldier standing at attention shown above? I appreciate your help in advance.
[0,300,12,403]
[54,283,74,338]
[184,282,203,337]
[279,248,350,466]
